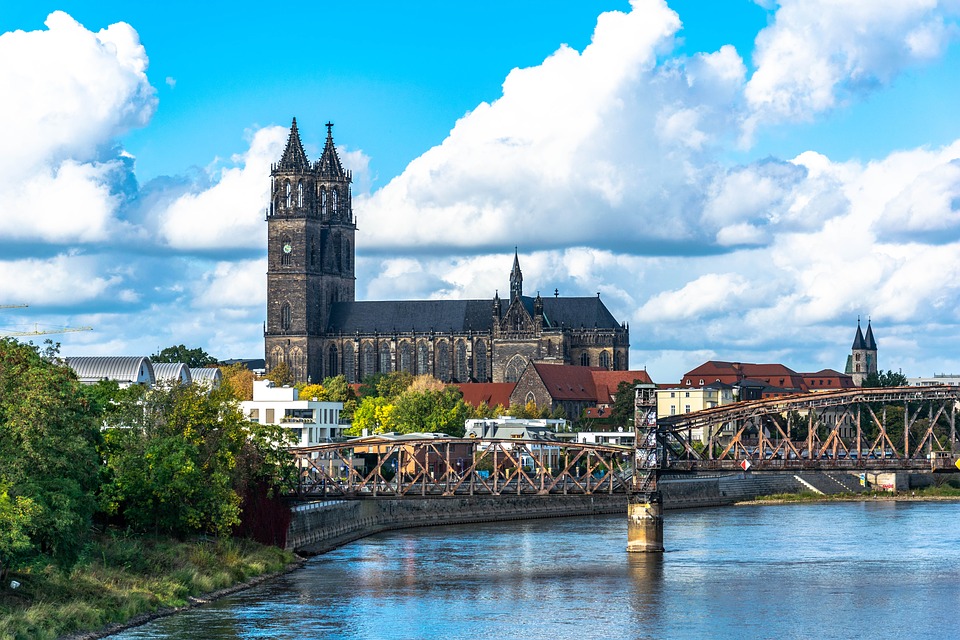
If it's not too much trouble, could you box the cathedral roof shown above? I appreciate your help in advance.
[317,121,346,178]
[276,117,309,171]
[325,295,623,334]
[864,320,877,350]
[852,320,866,350]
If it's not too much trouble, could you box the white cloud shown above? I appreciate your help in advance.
[193,259,266,310]
[744,0,960,136]
[0,254,123,305]
[0,11,155,244]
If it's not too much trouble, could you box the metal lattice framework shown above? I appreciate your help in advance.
[657,385,960,471]
[288,438,633,498]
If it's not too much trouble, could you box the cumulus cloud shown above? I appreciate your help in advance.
[0,11,155,243]
[744,0,960,136]
[0,254,123,305]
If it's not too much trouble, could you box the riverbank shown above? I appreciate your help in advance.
[0,532,298,640]
[738,484,960,505]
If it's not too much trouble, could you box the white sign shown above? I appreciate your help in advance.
[740,460,751,471]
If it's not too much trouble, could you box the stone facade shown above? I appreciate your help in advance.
[265,120,630,384]
[844,318,878,386]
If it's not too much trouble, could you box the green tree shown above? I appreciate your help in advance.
[347,396,396,435]
[610,379,647,429]
[296,383,329,401]
[152,344,218,368]
[220,362,255,401]
[322,374,357,422]
[98,383,292,537]
[391,386,470,436]
[266,361,293,387]
[0,481,39,581]
[863,369,908,388]
[0,338,101,567]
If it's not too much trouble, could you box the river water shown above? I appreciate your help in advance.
[112,501,960,639]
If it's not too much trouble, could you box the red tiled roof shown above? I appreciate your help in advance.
[681,361,805,391]
[590,370,654,405]
[455,383,516,408]
[532,363,600,401]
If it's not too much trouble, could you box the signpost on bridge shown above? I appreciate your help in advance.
[627,382,664,553]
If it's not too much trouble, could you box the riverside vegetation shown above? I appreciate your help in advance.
[0,339,297,639]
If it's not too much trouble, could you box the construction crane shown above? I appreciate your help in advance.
[1,306,93,337]
[2,324,93,337]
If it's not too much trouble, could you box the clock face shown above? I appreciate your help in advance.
[283,243,292,254]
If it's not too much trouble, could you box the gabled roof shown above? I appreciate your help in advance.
[455,383,515,409]
[327,300,493,334]
[540,296,621,329]
[531,363,601,401]
[590,370,654,405]
[681,361,805,391]
[276,117,309,171]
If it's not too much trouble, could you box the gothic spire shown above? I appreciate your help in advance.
[277,117,309,171]
[852,317,866,350]
[317,121,346,178]
[509,248,523,300]
[864,319,877,350]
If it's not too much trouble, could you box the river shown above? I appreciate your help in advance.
[111,500,960,639]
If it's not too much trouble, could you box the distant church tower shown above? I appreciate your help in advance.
[845,317,878,386]
[264,119,355,383]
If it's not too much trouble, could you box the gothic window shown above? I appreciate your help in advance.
[320,187,327,215]
[599,351,610,369]
[546,340,553,356]
[343,342,356,383]
[525,392,536,405]
[379,342,392,373]
[281,236,291,266]
[332,189,339,216]
[281,303,291,331]
[327,344,338,378]
[614,351,623,371]
[297,181,303,208]
[580,353,590,367]
[285,182,291,209]
[417,341,430,375]
[290,347,305,382]
[504,355,526,383]
[474,340,487,382]
[345,241,351,271]
[271,346,285,365]
[455,340,468,382]
[399,342,414,373]
[436,341,450,382]
[362,343,375,379]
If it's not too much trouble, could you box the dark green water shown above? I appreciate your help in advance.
[111,501,960,639]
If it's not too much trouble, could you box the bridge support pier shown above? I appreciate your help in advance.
[626,491,663,553]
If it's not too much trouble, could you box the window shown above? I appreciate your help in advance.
[417,341,430,375]
[686,379,691,385]
[320,187,327,215]
[265,408,275,423]
[670,392,675,398]
[399,342,413,373]
[685,405,691,413]
[685,392,690,398]
[327,344,338,377]
[436,342,451,382]
[297,181,303,207]
[362,343,375,378]
[670,405,676,416]
[599,351,610,368]
[379,342,391,373]
[281,303,291,331]
[342,342,355,383]
[285,182,291,208]
[332,189,339,215]
[580,353,590,366]
[699,379,704,385]
[455,340,468,382]
[249,408,259,422]
[474,340,487,381]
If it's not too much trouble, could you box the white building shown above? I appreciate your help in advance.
[464,416,566,470]
[907,374,960,386]
[241,380,344,446]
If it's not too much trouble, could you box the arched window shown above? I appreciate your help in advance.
[504,355,527,383]
[290,347,305,382]
[417,341,430,375]
[379,342,391,373]
[271,346,284,366]
[614,351,623,371]
[546,340,553,356]
[285,182,291,208]
[327,344,338,378]
[297,181,303,208]
[525,391,536,405]
[580,353,590,367]
[436,341,450,382]
[362,343,375,379]
[599,351,610,369]
[320,187,327,215]
[455,340,468,382]
[332,189,339,215]
[474,340,487,382]
[343,342,355,383]
[399,342,414,373]
[281,303,292,331]
[281,236,291,266]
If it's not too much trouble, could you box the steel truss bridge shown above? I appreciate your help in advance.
[288,386,960,499]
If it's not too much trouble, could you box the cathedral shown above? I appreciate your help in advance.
[264,119,630,384]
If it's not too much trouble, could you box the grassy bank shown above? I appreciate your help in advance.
[751,483,960,504]
[0,532,297,640]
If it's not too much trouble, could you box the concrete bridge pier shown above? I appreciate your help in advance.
[626,491,664,553]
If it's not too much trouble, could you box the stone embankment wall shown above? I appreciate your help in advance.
[288,494,625,554]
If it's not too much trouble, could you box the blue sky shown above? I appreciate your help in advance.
[2,0,960,382]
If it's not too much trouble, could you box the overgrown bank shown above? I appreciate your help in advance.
[0,532,296,640]
[741,483,960,504]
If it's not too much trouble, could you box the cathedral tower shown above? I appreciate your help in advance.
[845,317,878,386]
[265,119,355,383]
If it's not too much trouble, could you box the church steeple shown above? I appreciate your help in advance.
[852,318,866,350]
[864,319,877,350]
[277,117,309,171]
[510,248,523,300]
[316,121,346,178]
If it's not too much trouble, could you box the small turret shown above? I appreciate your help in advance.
[276,118,310,171]
[510,248,523,300]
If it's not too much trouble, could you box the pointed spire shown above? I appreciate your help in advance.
[277,117,309,171]
[510,248,523,300]
[864,318,877,350]
[852,317,866,350]
[317,121,346,178]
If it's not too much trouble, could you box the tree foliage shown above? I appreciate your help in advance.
[265,361,293,387]
[220,362,255,401]
[0,481,39,580]
[97,383,293,537]
[151,344,218,368]
[392,386,470,436]
[0,339,102,568]
[862,369,908,388]
[348,396,396,435]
